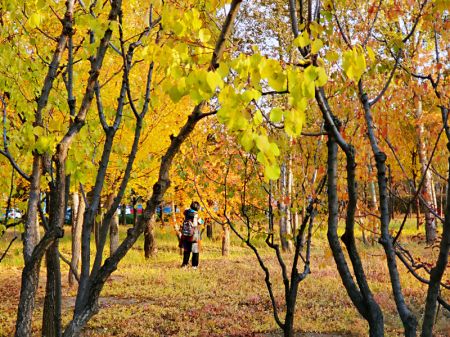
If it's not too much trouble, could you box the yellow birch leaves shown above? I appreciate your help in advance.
[342,45,367,82]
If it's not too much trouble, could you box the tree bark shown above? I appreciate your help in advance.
[144,214,157,258]
[279,162,293,252]
[106,193,119,256]
[415,96,437,243]
[206,219,213,239]
[361,89,417,337]
[222,224,230,256]
[42,241,62,337]
[24,156,42,260]
[69,192,84,286]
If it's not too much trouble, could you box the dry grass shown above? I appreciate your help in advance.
[0,221,448,337]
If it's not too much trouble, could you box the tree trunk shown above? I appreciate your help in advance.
[15,155,42,337]
[69,192,84,286]
[206,219,213,239]
[94,207,101,249]
[105,193,119,256]
[144,214,157,258]
[42,241,62,337]
[279,162,293,252]
[415,97,437,243]
[362,90,417,336]
[23,155,41,262]
[222,224,230,256]
[287,153,296,237]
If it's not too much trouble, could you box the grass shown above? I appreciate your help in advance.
[0,218,448,336]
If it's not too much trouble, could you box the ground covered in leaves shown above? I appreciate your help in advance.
[0,224,449,336]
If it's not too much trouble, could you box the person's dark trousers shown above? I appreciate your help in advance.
[192,252,199,267]
[182,251,191,266]
[182,239,193,267]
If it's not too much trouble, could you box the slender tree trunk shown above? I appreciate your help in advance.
[171,201,177,223]
[362,90,417,337]
[368,162,379,244]
[106,193,119,256]
[316,88,384,336]
[15,155,42,337]
[23,156,41,262]
[144,214,157,258]
[280,162,293,252]
[69,192,84,286]
[94,207,102,249]
[206,219,213,239]
[415,97,437,243]
[69,192,79,286]
[222,224,230,256]
[287,153,296,236]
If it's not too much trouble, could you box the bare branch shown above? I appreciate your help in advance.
[0,236,17,263]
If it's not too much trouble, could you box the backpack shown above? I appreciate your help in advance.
[181,218,195,237]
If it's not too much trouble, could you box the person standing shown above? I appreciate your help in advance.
[180,201,203,269]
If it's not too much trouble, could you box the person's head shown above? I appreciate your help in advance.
[190,201,200,212]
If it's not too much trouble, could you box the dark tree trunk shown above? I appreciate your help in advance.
[206,220,213,239]
[42,241,62,337]
[15,155,42,337]
[324,126,384,337]
[15,263,40,337]
[23,155,41,262]
[361,90,417,337]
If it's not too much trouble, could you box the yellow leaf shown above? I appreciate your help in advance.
[199,28,211,43]
[293,31,311,48]
[311,39,324,54]
[28,13,42,29]
[366,46,375,62]
[326,51,339,62]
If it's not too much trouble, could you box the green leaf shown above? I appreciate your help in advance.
[240,129,254,151]
[35,136,53,154]
[217,63,229,78]
[256,151,268,166]
[264,164,280,180]
[270,108,283,123]
[302,79,315,99]
[206,71,223,92]
[253,110,263,126]
[315,67,328,87]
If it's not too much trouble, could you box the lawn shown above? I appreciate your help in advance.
[0,220,448,336]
